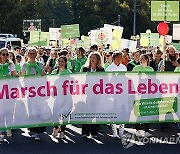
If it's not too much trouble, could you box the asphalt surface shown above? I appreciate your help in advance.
[0,123,180,154]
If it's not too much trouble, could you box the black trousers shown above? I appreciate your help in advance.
[29,127,46,134]
[135,124,149,132]
[82,124,99,136]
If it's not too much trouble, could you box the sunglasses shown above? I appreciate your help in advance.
[1,53,9,57]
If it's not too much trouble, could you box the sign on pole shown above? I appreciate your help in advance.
[61,24,80,39]
[140,33,159,46]
[120,39,137,51]
[165,35,172,44]
[90,28,112,45]
[49,28,61,41]
[173,24,180,40]
[30,31,50,46]
[23,19,41,32]
[151,1,179,21]
[104,24,124,32]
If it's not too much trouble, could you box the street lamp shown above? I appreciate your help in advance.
[133,0,137,36]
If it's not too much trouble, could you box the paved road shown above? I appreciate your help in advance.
[0,123,180,154]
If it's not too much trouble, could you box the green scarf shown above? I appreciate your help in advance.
[0,63,9,77]
[129,60,138,67]
[25,62,41,75]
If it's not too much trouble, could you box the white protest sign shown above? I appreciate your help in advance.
[165,35,172,44]
[104,24,124,32]
[90,28,112,45]
[49,28,61,41]
[120,39,137,51]
[173,24,180,40]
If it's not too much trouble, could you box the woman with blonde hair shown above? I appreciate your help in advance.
[81,52,104,139]
[82,51,104,72]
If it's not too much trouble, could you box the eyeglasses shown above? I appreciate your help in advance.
[29,53,36,55]
[1,53,9,57]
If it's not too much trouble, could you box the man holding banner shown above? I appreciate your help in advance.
[106,51,127,138]
[158,45,179,131]
[21,47,46,141]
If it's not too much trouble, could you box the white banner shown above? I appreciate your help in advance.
[0,72,180,129]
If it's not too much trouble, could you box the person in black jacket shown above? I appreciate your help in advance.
[81,52,104,139]
[158,45,179,131]
[126,49,140,71]
[149,49,162,71]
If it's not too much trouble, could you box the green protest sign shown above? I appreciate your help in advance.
[151,1,179,21]
[30,31,50,46]
[61,24,80,39]
[170,42,180,52]
[140,33,159,46]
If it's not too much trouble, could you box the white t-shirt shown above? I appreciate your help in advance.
[105,63,127,72]
[9,63,15,73]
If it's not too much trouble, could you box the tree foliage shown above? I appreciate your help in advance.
[0,0,178,39]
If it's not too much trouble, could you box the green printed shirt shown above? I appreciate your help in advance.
[51,69,72,75]
[132,65,154,72]
[72,56,87,72]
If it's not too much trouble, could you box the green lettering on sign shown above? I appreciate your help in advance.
[151,1,179,21]
[134,97,178,117]
[61,24,80,39]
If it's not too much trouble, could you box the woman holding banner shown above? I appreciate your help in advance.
[21,47,46,141]
[132,54,154,137]
[0,47,18,141]
[51,55,72,139]
[81,52,104,139]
